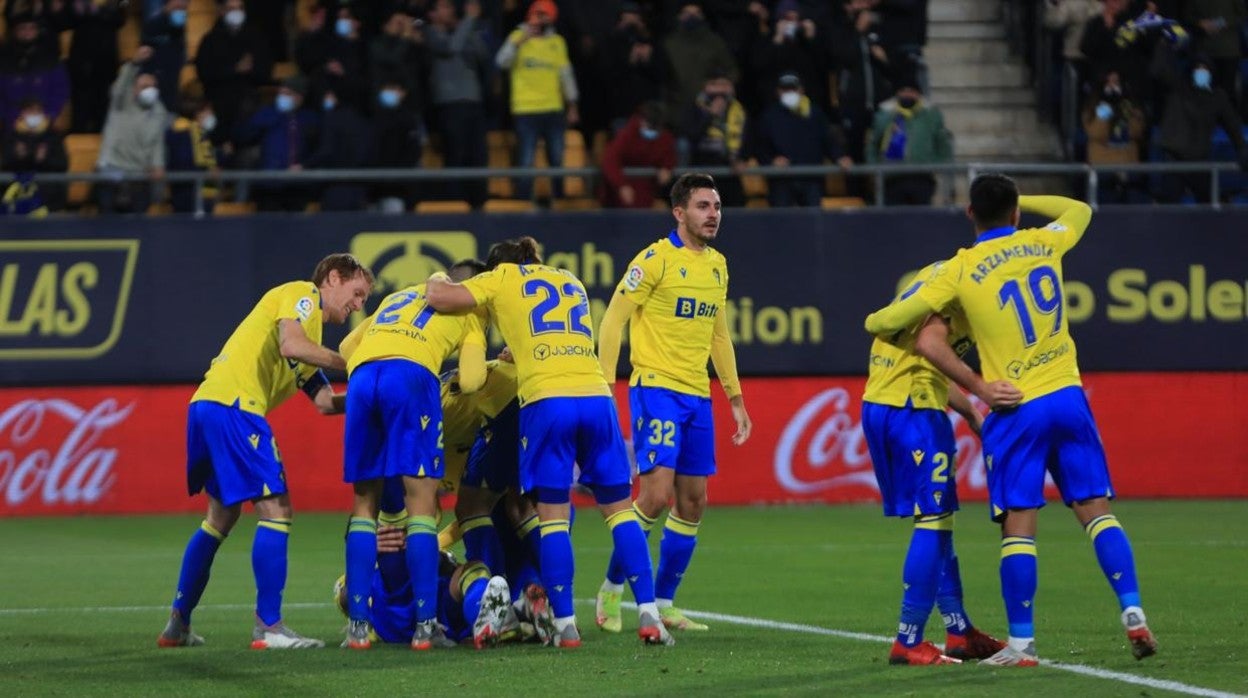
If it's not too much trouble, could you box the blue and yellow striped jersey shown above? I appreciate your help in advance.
[191,281,324,416]
[347,283,488,378]
[461,264,609,405]
[616,231,729,398]
[863,263,974,410]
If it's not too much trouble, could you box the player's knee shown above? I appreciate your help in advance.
[674,494,705,523]
[634,488,669,518]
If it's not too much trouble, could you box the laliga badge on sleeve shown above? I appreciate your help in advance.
[296,297,314,320]
[624,264,644,291]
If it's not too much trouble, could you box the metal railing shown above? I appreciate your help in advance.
[5,160,1246,214]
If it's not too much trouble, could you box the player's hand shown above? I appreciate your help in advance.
[376,525,406,553]
[729,396,752,445]
[979,380,1023,410]
[498,346,514,363]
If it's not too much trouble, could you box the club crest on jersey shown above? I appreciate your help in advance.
[1045,222,1067,232]
[295,297,314,320]
[712,268,722,286]
[624,264,644,291]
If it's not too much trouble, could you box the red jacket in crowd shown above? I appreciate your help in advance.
[600,113,677,208]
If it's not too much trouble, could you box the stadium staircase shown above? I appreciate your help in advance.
[926,0,1067,202]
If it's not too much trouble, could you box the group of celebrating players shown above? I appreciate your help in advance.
[155,170,1157,667]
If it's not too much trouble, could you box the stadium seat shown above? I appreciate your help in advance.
[745,198,769,208]
[741,160,767,199]
[187,0,217,60]
[213,201,257,216]
[483,199,535,213]
[179,64,198,90]
[821,196,865,209]
[487,130,514,199]
[64,134,101,207]
[415,200,471,214]
[272,62,298,81]
[119,12,141,60]
[551,197,600,211]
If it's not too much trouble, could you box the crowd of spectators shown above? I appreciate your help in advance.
[0,0,949,215]
[1045,0,1248,203]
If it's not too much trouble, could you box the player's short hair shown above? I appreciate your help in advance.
[968,173,1019,228]
[485,237,541,269]
[670,172,717,209]
[449,258,486,281]
[312,253,374,286]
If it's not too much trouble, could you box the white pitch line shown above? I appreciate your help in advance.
[1,600,1242,698]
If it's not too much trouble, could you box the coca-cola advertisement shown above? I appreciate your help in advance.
[2,375,1245,515]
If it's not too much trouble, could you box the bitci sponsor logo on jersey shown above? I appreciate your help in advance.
[0,397,134,509]
[0,240,140,360]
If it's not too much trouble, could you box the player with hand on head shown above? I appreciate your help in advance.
[159,253,373,650]
[426,237,673,648]
[862,275,1012,665]
[866,174,1157,666]
[594,172,752,634]
[340,260,490,651]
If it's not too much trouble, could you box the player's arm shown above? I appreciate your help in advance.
[945,386,982,436]
[299,369,345,415]
[427,270,496,313]
[454,311,489,394]
[914,315,1022,410]
[597,293,635,383]
[279,318,346,371]
[710,311,751,445]
[1018,194,1092,252]
[864,293,937,338]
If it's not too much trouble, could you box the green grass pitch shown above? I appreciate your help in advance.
[1,501,1245,697]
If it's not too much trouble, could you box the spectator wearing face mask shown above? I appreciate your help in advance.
[305,87,374,212]
[1082,69,1147,203]
[370,9,426,104]
[196,0,272,146]
[496,0,579,202]
[166,92,224,214]
[65,0,126,134]
[0,17,70,131]
[370,76,423,212]
[751,0,829,116]
[1152,46,1248,203]
[865,67,951,206]
[664,3,738,126]
[2,97,67,212]
[753,73,850,208]
[96,47,169,214]
[142,0,189,112]
[235,75,318,212]
[600,101,676,208]
[300,7,368,109]
[678,71,747,206]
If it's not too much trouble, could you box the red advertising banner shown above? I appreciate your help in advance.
[2,374,1244,515]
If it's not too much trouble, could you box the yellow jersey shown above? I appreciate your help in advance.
[461,264,609,405]
[505,30,570,115]
[347,283,488,378]
[616,231,729,398]
[900,196,1092,402]
[862,264,974,410]
[440,360,520,487]
[191,281,324,416]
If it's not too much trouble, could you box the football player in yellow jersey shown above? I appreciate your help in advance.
[341,262,489,651]
[158,253,373,650]
[862,273,1012,666]
[592,173,752,634]
[866,174,1156,666]
[427,237,674,648]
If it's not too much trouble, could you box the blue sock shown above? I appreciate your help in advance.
[515,515,542,572]
[896,526,943,647]
[405,516,439,623]
[606,503,655,586]
[936,533,972,636]
[172,521,225,625]
[345,517,377,622]
[607,510,656,604]
[655,513,698,603]
[460,564,490,622]
[253,519,291,626]
[538,519,575,618]
[1000,536,1038,638]
[1084,515,1142,610]
[461,515,504,575]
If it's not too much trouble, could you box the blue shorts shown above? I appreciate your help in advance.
[519,396,632,495]
[368,568,469,644]
[186,400,287,507]
[861,401,960,518]
[629,386,716,477]
[982,385,1114,522]
[344,359,444,484]
[461,401,521,493]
